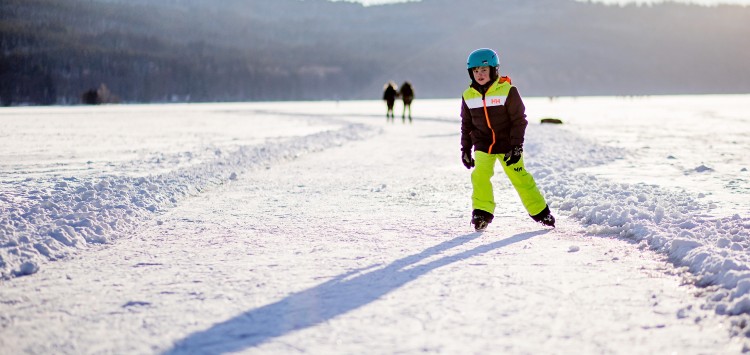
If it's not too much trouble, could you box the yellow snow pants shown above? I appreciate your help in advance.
[471,151,548,216]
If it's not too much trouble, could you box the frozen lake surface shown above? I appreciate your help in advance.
[1,95,749,353]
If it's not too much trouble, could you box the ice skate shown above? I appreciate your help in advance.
[471,209,494,232]
[531,206,555,228]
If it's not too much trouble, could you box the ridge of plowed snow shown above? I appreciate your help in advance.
[0,123,377,279]
[526,125,750,330]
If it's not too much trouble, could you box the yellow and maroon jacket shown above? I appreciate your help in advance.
[460,76,527,155]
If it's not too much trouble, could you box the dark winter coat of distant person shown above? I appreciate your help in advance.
[399,81,414,123]
[383,81,398,121]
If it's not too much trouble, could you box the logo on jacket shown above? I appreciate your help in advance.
[491,98,503,105]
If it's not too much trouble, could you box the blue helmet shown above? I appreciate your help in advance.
[467,48,499,69]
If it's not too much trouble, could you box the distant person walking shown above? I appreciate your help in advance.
[383,81,398,121]
[460,48,555,231]
[399,81,414,123]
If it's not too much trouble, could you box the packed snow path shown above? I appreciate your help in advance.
[1,103,744,354]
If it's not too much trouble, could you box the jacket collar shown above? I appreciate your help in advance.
[470,76,511,94]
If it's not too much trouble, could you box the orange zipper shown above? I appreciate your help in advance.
[482,97,496,154]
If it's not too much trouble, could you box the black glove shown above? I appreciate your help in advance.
[461,149,475,169]
[503,145,523,166]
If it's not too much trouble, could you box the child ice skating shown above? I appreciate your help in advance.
[460,48,555,231]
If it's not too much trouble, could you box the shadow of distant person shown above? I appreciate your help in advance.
[399,81,414,123]
[383,81,398,122]
[163,229,547,354]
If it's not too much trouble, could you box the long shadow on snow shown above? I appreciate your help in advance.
[164,229,547,354]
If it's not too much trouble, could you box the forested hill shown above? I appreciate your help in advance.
[2,0,749,105]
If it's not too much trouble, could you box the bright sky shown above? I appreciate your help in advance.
[582,0,750,4]
[333,0,750,6]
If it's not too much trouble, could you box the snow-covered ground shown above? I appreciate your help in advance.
[1,95,749,353]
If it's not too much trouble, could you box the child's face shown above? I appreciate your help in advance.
[472,66,491,85]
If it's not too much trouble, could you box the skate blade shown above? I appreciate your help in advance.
[473,221,488,232]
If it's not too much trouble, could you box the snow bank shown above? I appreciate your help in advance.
[527,124,750,328]
[2,99,749,332]
[0,123,377,279]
